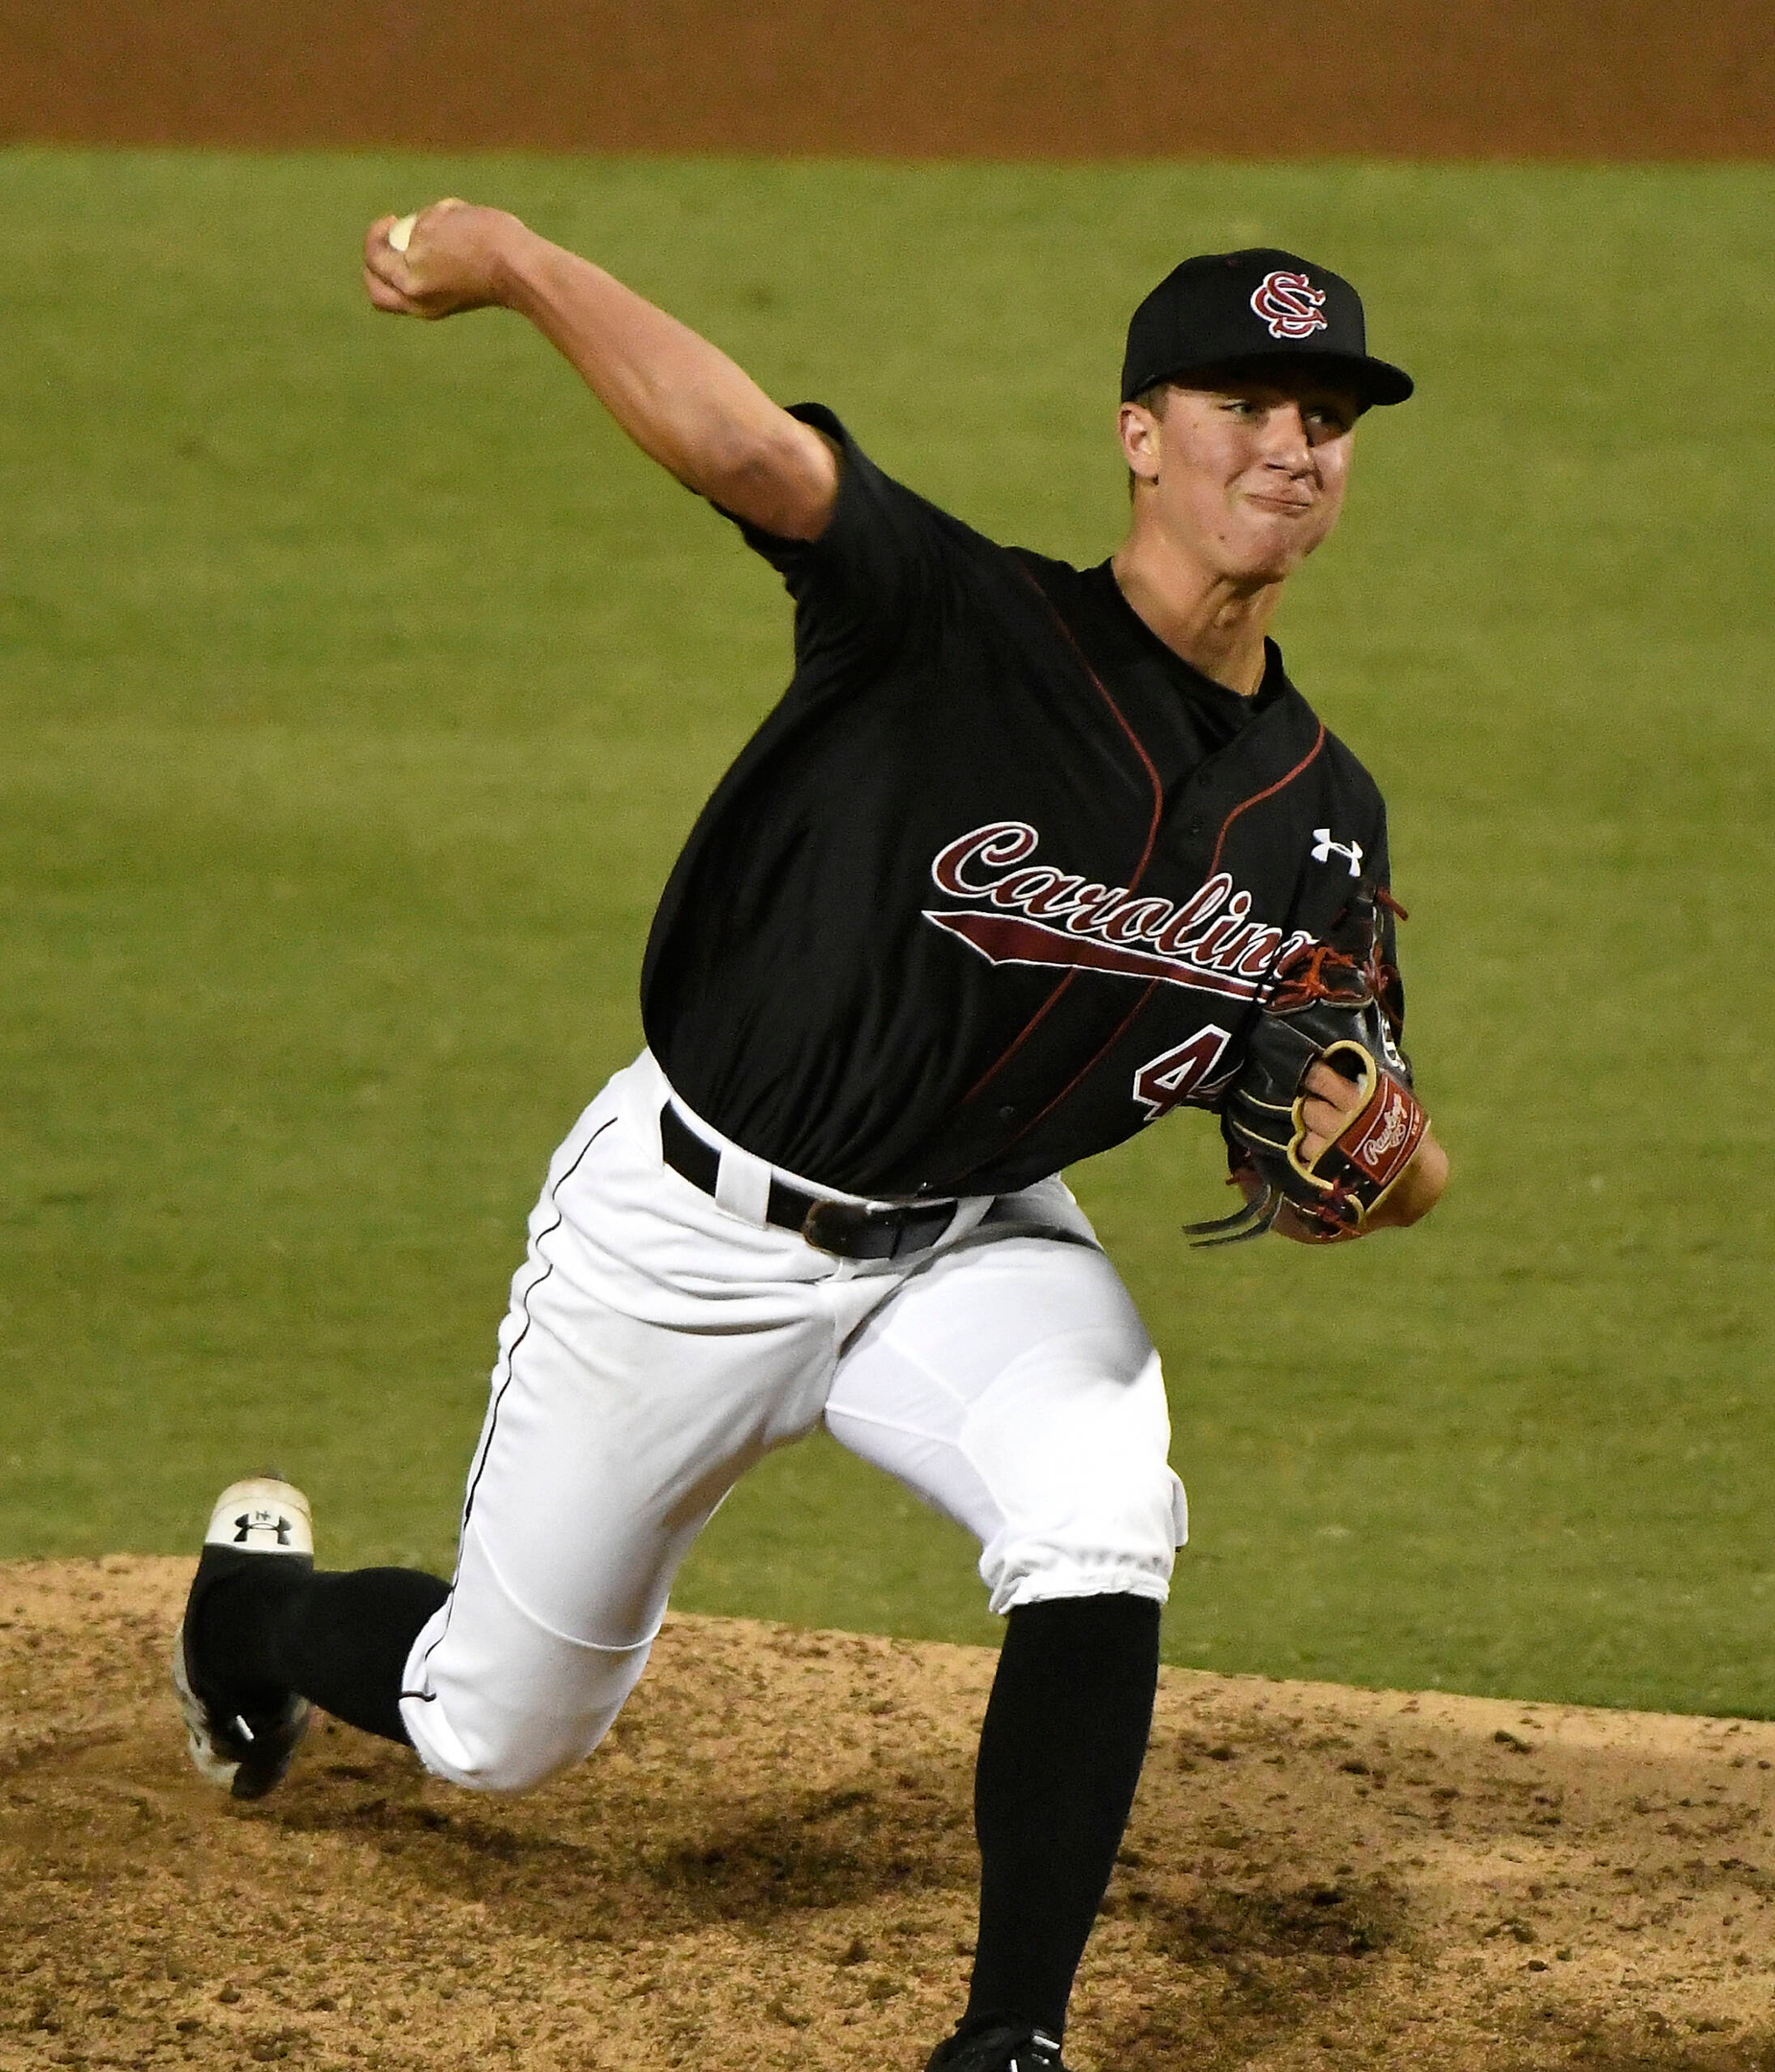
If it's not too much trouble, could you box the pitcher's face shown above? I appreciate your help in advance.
[1121,372,1361,583]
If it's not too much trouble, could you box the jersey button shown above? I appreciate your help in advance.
[1186,817,1203,836]
[997,1104,1018,1121]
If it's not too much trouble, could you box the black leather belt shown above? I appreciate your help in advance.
[658,1103,960,1260]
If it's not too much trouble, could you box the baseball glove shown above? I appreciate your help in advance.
[1186,883,1426,1246]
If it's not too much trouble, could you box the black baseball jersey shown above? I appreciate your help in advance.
[641,405,1398,1201]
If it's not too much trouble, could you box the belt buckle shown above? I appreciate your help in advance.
[799,1197,876,1259]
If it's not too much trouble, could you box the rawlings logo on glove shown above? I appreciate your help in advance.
[1186,883,1426,1246]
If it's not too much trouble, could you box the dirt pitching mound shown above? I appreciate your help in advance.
[3,1561,1773,2071]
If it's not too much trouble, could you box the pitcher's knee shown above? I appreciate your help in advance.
[399,1631,654,1794]
[401,1697,597,1794]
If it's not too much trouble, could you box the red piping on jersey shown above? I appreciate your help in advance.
[987,979,1162,1163]
[938,560,1166,1125]
[1207,722,1326,873]
[989,718,1332,1167]
[927,595,1332,1188]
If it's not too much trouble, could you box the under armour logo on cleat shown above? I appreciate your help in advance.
[233,1509,296,1545]
[1311,828,1363,876]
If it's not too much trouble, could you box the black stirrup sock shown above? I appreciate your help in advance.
[962,1592,1162,2041]
[197,1566,449,1746]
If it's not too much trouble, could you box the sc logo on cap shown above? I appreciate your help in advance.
[1250,271,1329,341]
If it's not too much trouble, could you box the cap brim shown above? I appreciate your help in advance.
[1132,348,1415,409]
[1329,354,1414,407]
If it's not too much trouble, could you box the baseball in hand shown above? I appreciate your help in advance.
[389,213,418,254]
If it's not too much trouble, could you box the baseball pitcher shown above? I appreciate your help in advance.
[173,206,1449,2072]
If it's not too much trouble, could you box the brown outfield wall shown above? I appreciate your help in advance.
[1,0,1770,160]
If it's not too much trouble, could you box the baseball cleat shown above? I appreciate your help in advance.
[924,2022,1070,2072]
[172,1476,315,1801]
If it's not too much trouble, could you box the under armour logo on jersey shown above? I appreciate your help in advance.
[233,1507,296,1546]
[1311,827,1363,876]
[1250,270,1329,341]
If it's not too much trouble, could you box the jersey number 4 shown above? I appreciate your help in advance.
[1132,1025,1235,1119]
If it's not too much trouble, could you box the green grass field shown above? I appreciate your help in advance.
[2,150,1770,1714]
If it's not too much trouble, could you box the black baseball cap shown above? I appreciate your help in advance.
[1121,247,1413,408]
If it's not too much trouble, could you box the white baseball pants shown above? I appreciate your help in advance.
[399,1050,1188,1793]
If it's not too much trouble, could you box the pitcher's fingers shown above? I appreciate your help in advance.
[365,216,414,287]
[1301,1058,1362,1111]
[1299,1092,1349,1133]
[364,262,422,316]
[389,197,469,261]
[1295,1093,1352,1163]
